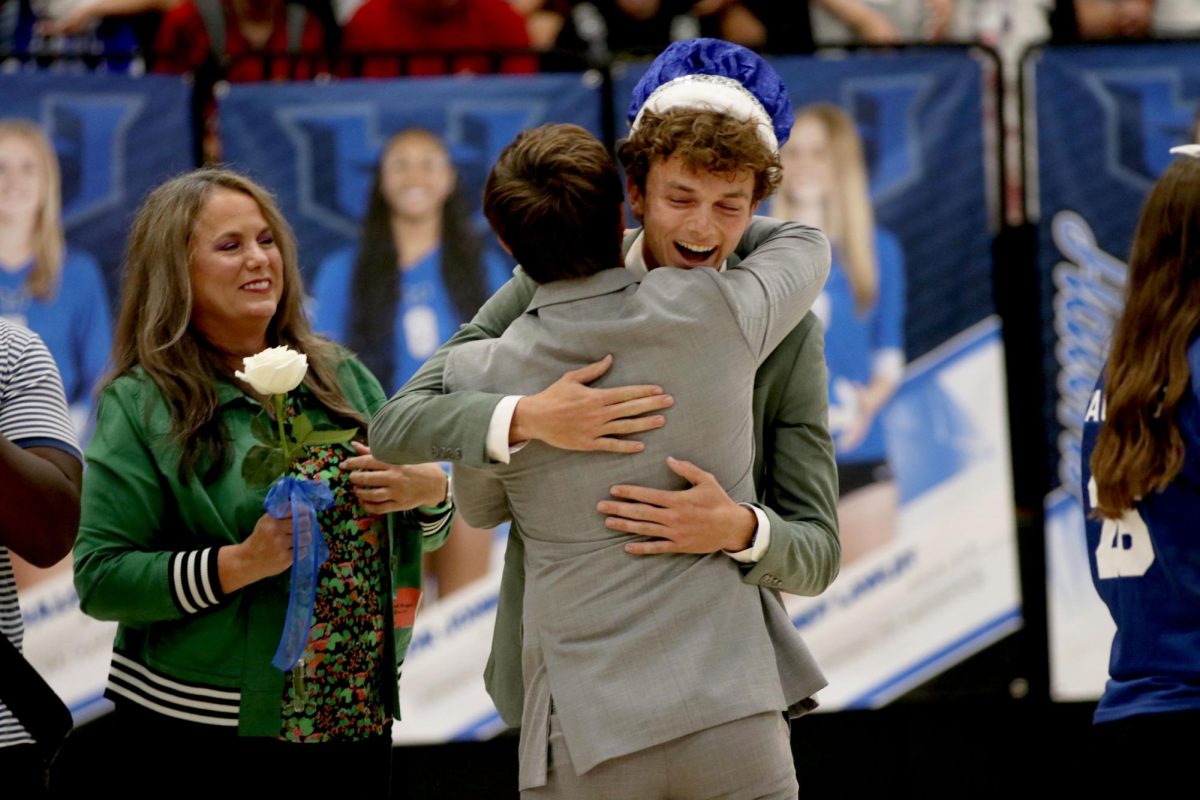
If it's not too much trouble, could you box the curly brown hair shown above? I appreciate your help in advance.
[618,108,782,203]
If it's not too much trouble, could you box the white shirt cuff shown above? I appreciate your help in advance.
[724,504,771,563]
[486,395,526,464]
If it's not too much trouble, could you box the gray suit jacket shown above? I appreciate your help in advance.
[368,219,841,733]
[444,228,829,787]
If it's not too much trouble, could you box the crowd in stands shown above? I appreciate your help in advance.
[4,1,1199,80]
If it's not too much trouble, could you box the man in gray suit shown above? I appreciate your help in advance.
[444,123,829,797]
[370,47,840,741]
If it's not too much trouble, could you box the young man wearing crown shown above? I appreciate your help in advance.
[370,39,840,796]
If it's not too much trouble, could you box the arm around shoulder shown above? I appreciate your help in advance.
[722,219,832,361]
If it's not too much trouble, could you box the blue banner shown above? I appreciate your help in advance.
[0,73,194,307]
[1030,43,1200,700]
[220,73,605,283]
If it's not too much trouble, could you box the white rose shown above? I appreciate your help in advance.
[235,346,309,396]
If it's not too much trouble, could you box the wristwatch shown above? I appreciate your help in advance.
[417,472,454,515]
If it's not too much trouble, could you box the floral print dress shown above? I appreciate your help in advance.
[278,437,390,743]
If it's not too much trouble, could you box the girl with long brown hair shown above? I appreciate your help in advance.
[311,128,510,598]
[1079,152,1200,771]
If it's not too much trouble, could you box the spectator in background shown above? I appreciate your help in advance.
[0,0,141,59]
[0,319,82,797]
[153,0,326,80]
[342,0,535,77]
[510,0,569,51]
[1073,0,1153,37]
[773,103,906,566]
[552,1,699,57]
[310,128,510,597]
[694,0,815,53]
[1153,0,1200,35]
[153,0,328,161]
[523,1,816,59]
[39,0,339,55]
[1073,0,1200,38]
[36,0,177,54]
[811,0,956,44]
[0,120,110,438]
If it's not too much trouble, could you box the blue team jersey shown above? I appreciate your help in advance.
[818,228,906,464]
[310,244,512,391]
[0,249,112,415]
[1079,340,1200,724]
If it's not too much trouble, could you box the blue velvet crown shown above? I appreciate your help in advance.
[627,38,793,147]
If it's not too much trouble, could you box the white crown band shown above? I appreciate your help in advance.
[630,73,779,152]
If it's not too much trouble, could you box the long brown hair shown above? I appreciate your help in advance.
[0,121,65,300]
[106,168,367,482]
[774,104,878,313]
[1090,156,1200,518]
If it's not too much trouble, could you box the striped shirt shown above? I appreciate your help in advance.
[0,319,82,748]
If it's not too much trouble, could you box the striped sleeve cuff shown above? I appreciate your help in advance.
[168,548,226,615]
[412,498,455,538]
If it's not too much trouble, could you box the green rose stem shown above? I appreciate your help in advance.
[271,390,305,695]
[273,394,291,467]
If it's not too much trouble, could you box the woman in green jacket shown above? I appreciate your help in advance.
[73,168,453,796]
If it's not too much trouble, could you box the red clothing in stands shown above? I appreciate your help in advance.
[153,0,325,81]
[342,0,535,77]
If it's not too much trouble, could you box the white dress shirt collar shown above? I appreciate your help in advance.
[624,229,728,276]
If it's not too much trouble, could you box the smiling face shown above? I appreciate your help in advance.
[779,114,834,206]
[629,153,758,270]
[188,188,283,353]
[380,130,456,223]
[0,133,45,227]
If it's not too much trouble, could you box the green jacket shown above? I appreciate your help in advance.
[370,218,840,726]
[74,354,451,736]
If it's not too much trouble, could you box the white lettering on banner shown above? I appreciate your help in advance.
[793,549,917,630]
[394,570,503,744]
[836,549,917,608]
[21,583,82,627]
[1051,211,1127,498]
[405,593,499,660]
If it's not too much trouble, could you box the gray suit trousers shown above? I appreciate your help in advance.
[520,711,799,800]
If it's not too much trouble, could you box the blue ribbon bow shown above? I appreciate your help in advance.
[266,475,335,672]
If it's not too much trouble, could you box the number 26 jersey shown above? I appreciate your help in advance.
[1079,339,1200,724]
